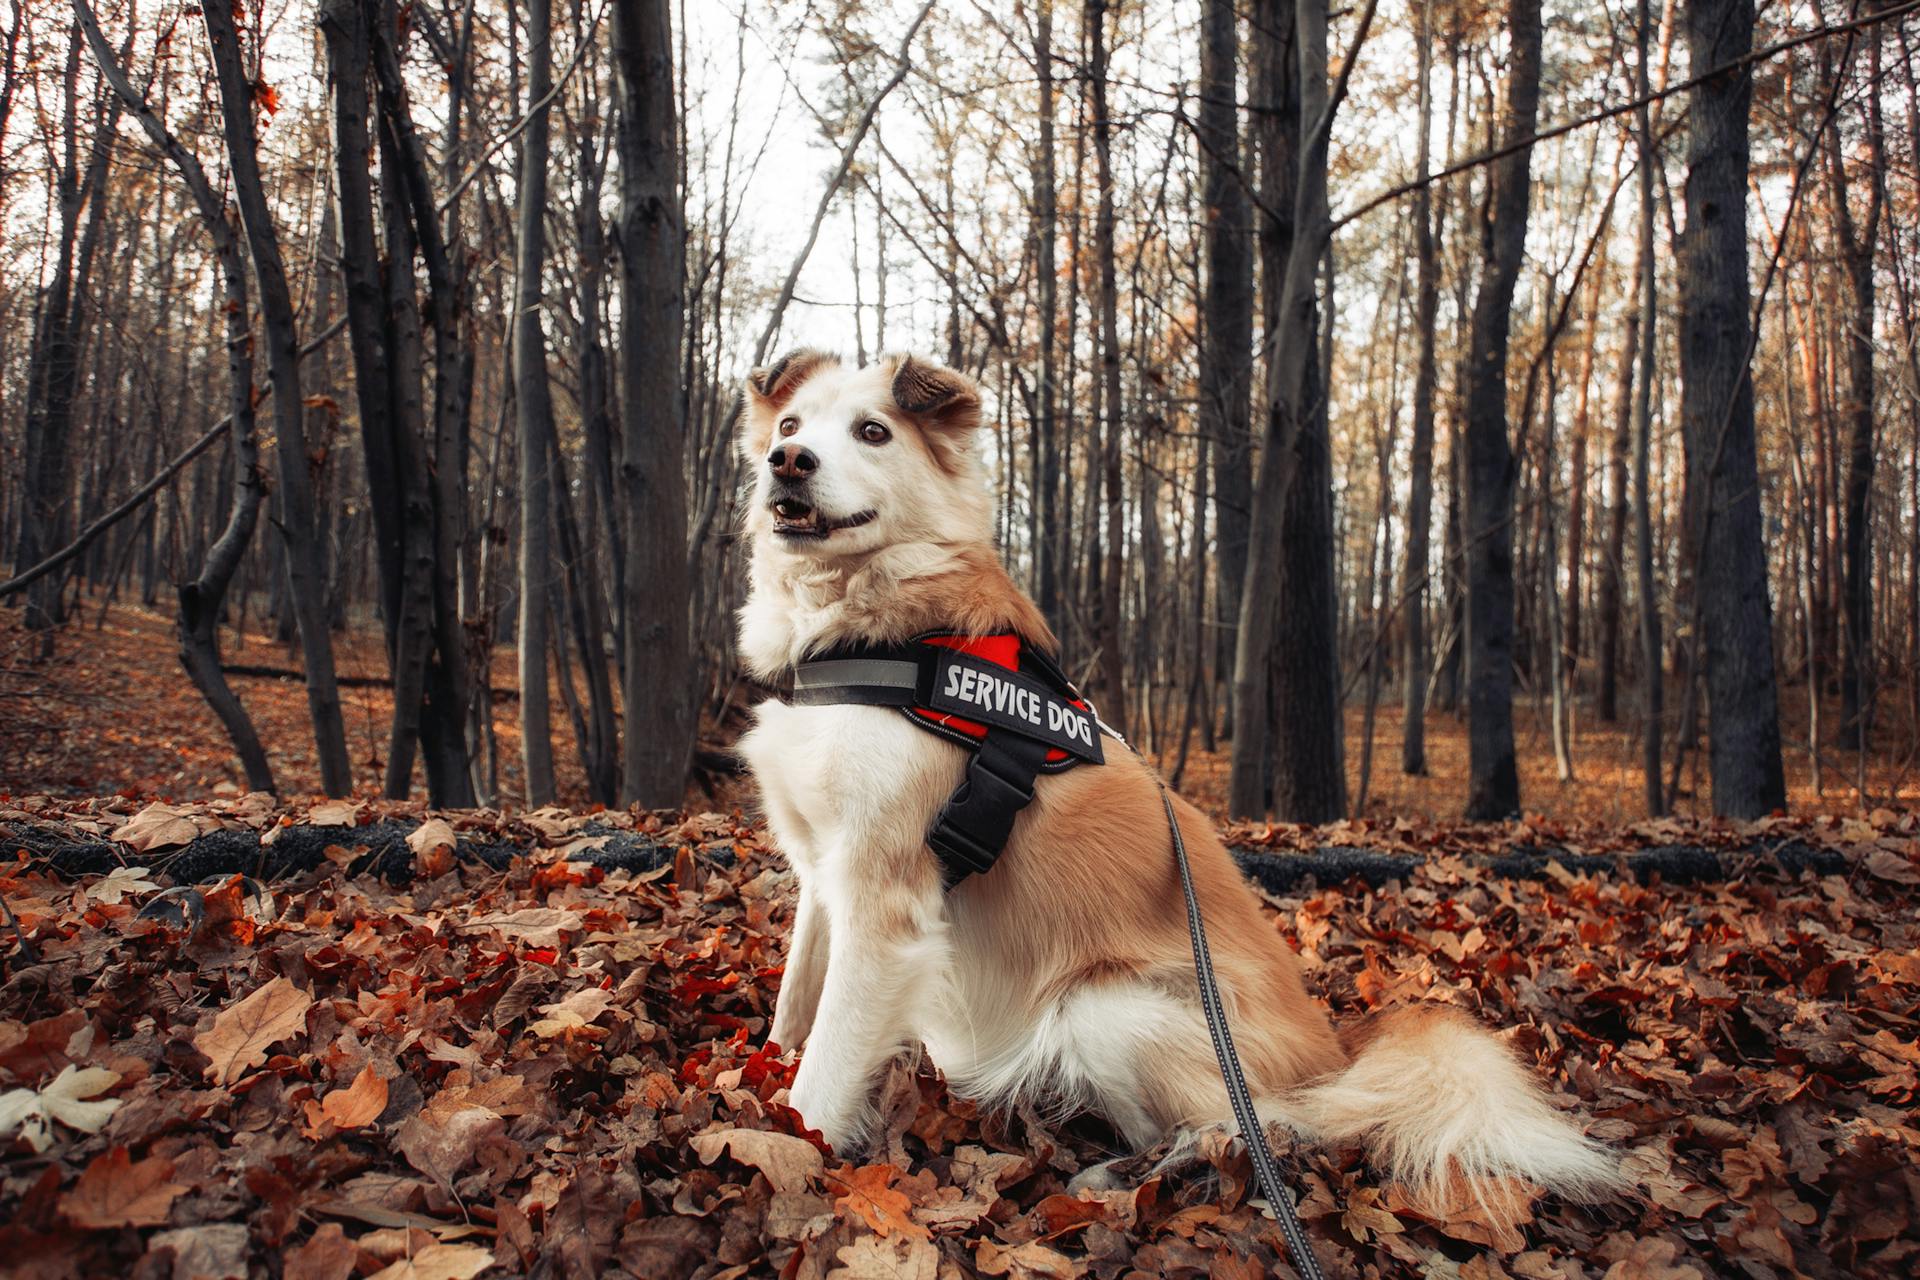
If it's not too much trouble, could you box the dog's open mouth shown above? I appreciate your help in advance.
[770,498,877,539]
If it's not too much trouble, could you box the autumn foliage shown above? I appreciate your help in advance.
[3,794,1917,1278]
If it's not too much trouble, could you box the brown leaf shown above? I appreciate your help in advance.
[193,977,313,1086]
[110,803,203,852]
[828,1234,941,1279]
[60,1147,184,1228]
[149,1223,250,1280]
[394,1090,503,1188]
[320,1064,388,1130]
[974,1238,1087,1279]
[282,1223,358,1280]
[365,1244,496,1280]
[829,1164,930,1241]
[689,1126,824,1194]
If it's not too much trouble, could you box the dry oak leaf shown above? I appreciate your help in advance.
[311,1064,389,1131]
[306,800,363,827]
[974,1238,1088,1279]
[194,977,314,1086]
[829,1163,931,1240]
[149,1223,250,1280]
[282,1223,359,1280]
[365,1243,496,1280]
[1600,1237,1707,1280]
[689,1126,824,1194]
[87,865,161,905]
[61,1146,185,1228]
[458,908,583,948]
[111,803,204,852]
[395,1090,505,1187]
[529,987,615,1038]
[407,819,459,857]
[0,1064,122,1152]
[827,1233,940,1279]
[1863,847,1920,885]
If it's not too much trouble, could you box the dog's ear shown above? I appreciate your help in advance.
[890,357,981,469]
[747,349,837,410]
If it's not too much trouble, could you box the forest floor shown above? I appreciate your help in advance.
[5,604,1920,1276]
[4,602,1918,823]
[1,794,1916,1278]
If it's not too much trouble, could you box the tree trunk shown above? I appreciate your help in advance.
[612,0,695,807]
[1675,0,1786,817]
[1087,0,1127,728]
[1832,28,1884,751]
[1401,0,1440,776]
[200,0,353,796]
[1633,0,1664,815]
[1460,0,1541,821]
[1199,0,1254,729]
[514,0,558,805]
[1033,0,1062,626]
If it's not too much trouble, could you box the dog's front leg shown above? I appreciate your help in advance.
[770,882,829,1049]
[786,869,945,1154]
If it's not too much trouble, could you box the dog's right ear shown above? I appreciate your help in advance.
[747,349,838,411]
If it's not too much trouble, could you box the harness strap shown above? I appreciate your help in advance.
[1161,785,1326,1280]
[926,731,1049,887]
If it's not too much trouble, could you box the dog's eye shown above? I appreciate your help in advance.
[778,417,799,437]
[857,420,891,445]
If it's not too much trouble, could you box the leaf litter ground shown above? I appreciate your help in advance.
[3,794,1918,1279]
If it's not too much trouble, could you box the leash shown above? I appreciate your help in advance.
[1160,785,1328,1280]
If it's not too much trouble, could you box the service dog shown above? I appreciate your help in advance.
[734,350,1620,1208]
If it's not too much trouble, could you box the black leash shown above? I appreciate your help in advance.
[1161,786,1328,1280]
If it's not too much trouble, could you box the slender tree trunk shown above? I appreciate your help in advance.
[1199,0,1253,729]
[1401,0,1439,776]
[200,0,353,795]
[1087,0,1127,728]
[1634,0,1663,815]
[514,0,558,805]
[612,0,695,807]
[1033,1,1062,626]
[1460,0,1541,820]
[1833,29,1884,751]
[1676,0,1786,816]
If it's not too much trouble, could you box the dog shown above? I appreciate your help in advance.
[734,349,1620,1209]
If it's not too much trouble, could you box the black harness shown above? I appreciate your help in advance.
[788,632,1108,886]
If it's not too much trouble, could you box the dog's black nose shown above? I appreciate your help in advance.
[769,445,817,480]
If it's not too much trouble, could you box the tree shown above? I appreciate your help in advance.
[1086,0,1126,727]
[1675,0,1787,817]
[200,0,353,796]
[515,0,559,806]
[1197,0,1252,727]
[1459,0,1542,821]
[611,0,696,808]
[1401,0,1440,777]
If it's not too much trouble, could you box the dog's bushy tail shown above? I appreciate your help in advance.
[1279,1006,1622,1209]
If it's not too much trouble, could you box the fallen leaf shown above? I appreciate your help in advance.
[61,1147,185,1228]
[86,865,161,905]
[690,1126,824,1193]
[829,1233,940,1279]
[365,1243,496,1280]
[149,1223,249,1280]
[110,803,202,852]
[0,1064,122,1152]
[193,977,314,1086]
[319,1064,388,1130]
[282,1223,358,1280]
[830,1164,930,1240]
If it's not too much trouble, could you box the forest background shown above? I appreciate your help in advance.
[3,0,1919,831]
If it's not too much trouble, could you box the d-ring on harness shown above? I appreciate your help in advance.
[786,632,1327,1279]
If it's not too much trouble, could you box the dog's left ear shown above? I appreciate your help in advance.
[891,357,981,469]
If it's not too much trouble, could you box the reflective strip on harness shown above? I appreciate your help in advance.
[925,651,1103,763]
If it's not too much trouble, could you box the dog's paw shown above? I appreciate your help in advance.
[787,1066,873,1156]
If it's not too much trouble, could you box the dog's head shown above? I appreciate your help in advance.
[738,351,993,558]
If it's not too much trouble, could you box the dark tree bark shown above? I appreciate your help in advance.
[1401,0,1439,776]
[1676,0,1786,817]
[612,0,696,807]
[515,0,558,805]
[1831,28,1885,750]
[73,0,273,793]
[1633,0,1662,814]
[200,0,354,796]
[1197,0,1253,720]
[1596,300,1639,724]
[1032,0,1062,625]
[1087,0,1127,728]
[1459,0,1541,821]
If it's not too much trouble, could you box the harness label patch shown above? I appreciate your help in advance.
[928,652,1104,763]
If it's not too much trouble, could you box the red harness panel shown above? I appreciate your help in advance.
[911,634,1088,766]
